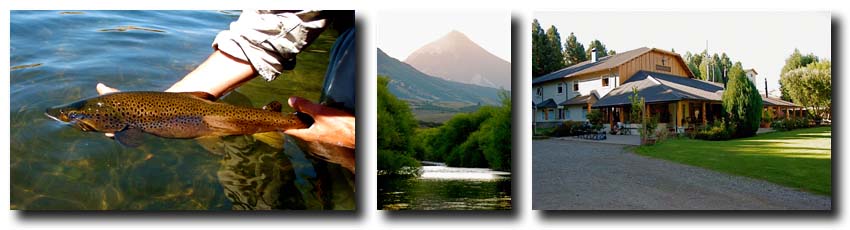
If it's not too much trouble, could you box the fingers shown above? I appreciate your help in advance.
[288,96,323,117]
[96,83,120,95]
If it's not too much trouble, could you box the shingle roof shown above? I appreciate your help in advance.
[762,96,797,107]
[593,71,725,107]
[560,93,598,106]
[535,98,558,108]
[532,47,693,85]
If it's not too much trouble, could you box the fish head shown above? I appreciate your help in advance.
[45,98,120,132]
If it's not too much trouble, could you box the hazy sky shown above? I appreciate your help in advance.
[378,10,512,62]
[534,11,831,94]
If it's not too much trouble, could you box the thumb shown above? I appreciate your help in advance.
[288,96,323,117]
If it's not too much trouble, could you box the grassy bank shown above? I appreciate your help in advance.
[634,126,832,195]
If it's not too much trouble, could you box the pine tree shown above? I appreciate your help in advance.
[563,32,587,67]
[545,26,565,72]
[585,40,609,60]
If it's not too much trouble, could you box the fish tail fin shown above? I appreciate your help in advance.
[253,132,284,149]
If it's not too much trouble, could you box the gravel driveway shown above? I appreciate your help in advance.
[532,139,832,210]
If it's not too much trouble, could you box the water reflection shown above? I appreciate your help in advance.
[378,165,511,210]
[98,25,166,33]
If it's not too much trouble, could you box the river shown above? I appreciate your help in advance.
[378,163,512,210]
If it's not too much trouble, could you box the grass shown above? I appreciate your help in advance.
[634,126,832,196]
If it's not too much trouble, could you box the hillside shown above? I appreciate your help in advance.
[377,48,505,106]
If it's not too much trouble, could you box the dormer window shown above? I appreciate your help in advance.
[573,82,579,91]
[536,87,542,97]
[557,83,564,95]
[602,78,609,87]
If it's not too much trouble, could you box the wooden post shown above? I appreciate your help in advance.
[587,103,591,113]
[702,102,707,125]
[676,101,683,129]
[619,106,625,123]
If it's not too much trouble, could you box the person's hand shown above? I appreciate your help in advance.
[285,96,356,172]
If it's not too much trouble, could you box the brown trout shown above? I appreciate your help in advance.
[45,91,312,147]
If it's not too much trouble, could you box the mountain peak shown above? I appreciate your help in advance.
[444,30,470,40]
[403,30,511,89]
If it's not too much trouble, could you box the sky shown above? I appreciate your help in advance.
[534,11,831,95]
[378,10,512,62]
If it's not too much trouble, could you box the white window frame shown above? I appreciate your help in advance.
[536,87,542,97]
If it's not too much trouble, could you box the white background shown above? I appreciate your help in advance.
[2,0,847,229]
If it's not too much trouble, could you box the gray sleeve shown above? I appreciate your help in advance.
[212,10,328,81]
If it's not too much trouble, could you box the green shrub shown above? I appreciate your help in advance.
[429,90,512,171]
[693,120,735,141]
[551,120,585,137]
[771,117,812,131]
[377,76,421,175]
[378,150,421,177]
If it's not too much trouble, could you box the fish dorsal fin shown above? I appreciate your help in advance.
[115,126,144,147]
[262,101,283,112]
[183,92,218,101]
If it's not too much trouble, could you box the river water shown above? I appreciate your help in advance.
[378,163,512,210]
[10,10,354,210]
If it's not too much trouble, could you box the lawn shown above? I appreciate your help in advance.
[634,126,832,195]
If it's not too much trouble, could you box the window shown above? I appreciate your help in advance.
[573,82,579,91]
[536,87,542,97]
[557,83,564,95]
[558,108,564,120]
[602,78,609,87]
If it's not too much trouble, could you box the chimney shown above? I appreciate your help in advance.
[591,48,598,63]
[764,77,768,98]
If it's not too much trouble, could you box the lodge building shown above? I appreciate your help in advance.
[532,47,803,133]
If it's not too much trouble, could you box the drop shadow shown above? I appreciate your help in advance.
[16,211,359,223]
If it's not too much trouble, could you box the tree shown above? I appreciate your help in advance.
[545,26,565,71]
[563,32,587,67]
[698,54,711,81]
[479,90,512,171]
[722,62,763,138]
[684,51,702,79]
[780,60,831,120]
[377,76,420,175]
[628,87,644,124]
[585,40,609,60]
[779,49,820,101]
[531,20,565,77]
[531,19,547,77]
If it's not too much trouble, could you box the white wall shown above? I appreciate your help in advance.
[533,73,618,122]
